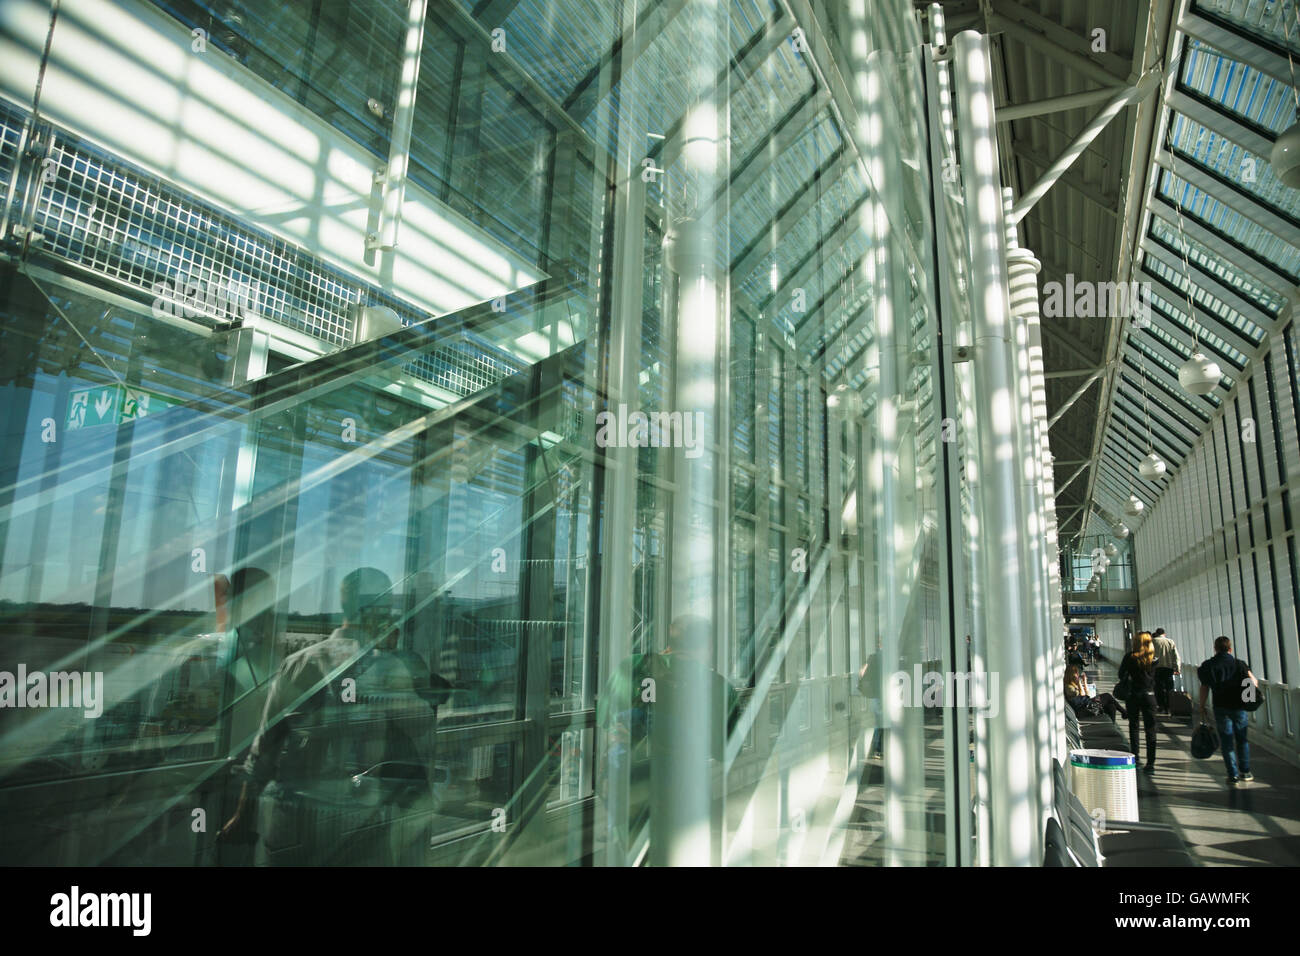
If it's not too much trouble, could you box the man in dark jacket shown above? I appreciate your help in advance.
[1196,636,1259,787]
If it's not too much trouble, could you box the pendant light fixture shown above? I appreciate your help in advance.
[1163,148,1223,395]
[1139,451,1166,480]
[1104,542,1119,558]
[1115,523,1130,539]
[1271,2,1300,187]
[1179,353,1222,395]
[1120,415,1144,517]
[1134,350,1167,479]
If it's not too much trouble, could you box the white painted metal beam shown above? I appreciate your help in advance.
[1010,77,1157,225]
[998,87,1124,123]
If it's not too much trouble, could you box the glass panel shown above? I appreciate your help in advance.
[1158,168,1300,280]
[1143,250,1266,344]
[1148,217,1287,314]
[1180,36,1295,133]
[1147,287,1251,368]
[0,0,1014,869]
[1168,110,1300,223]
[1193,0,1300,57]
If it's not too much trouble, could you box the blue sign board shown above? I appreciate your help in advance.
[1067,604,1136,616]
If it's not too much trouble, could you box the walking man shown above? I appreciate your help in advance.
[1151,627,1180,714]
[1196,636,1259,787]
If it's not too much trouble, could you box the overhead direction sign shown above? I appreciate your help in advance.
[1067,603,1137,616]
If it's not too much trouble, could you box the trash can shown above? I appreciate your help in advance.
[1069,748,1138,824]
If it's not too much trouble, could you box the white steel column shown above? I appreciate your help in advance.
[953,30,1036,867]
[1005,188,1055,839]
[654,0,729,868]
[369,0,427,251]
[593,0,650,865]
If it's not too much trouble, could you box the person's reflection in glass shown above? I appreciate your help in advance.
[857,638,885,759]
[220,567,446,865]
[149,567,276,744]
[116,567,277,864]
[596,616,738,857]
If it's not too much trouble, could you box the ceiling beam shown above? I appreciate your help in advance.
[650,12,791,169]
[1010,78,1158,225]
[562,0,691,122]
[1015,142,1120,217]
[1146,198,1296,300]
[1141,270,1263,360]
[1048,367,1107,428]
[1054,461,1093,500]
[1139,237,1279,332]
[1113,383,1198,449]
[1046,365,1110,379]
[998,87,1125,123]
[992,0,1134,85]
[729,147,850,282]
[728,89,833,200]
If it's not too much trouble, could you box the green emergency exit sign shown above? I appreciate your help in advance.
[66,386,171,431]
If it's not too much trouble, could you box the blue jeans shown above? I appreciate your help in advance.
[1215,709,1250,779]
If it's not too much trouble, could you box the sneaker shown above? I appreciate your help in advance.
[1143,763,1156,774]
[1240,772,1254,782]
[1227,776,1239,787]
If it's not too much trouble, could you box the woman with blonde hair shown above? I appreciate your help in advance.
[1064,663,1126,721]
[1117,631,1158,772]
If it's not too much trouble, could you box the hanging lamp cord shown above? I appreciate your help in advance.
[1284,0,1300,118]
[1163,146,1206,355]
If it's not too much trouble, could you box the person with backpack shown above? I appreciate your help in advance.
[1116,631,1158,772]
[1196,636,1259,787]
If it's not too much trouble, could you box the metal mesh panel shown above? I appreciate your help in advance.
[28,129,358,344]
[0,113,20,201]
[0,100,524,396]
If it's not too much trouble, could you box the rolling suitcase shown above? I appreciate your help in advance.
[1168,673,1193,717]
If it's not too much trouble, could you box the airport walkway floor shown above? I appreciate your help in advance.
[838,657,1300,866]
[1086,656,1300,866]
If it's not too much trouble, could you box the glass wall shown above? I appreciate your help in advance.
[1062,534,1135,594]
[0,0,1026,865]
